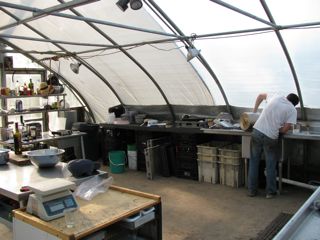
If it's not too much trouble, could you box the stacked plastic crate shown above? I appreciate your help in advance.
[196,141,229,184]
[219,143,244,188]
[174,134,199,180]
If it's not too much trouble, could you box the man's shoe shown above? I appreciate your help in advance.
[266,192,277,199]
[247,190,257,197]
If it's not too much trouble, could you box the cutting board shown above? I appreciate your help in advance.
[9,151,31,165]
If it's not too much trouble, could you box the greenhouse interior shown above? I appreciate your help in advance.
[0,1,320,239]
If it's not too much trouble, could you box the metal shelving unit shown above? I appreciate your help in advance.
[0,94,66,115]
[0,67,66,132]
[1,67,45,126]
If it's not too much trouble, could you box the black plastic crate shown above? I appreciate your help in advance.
[178,162,197,170]
[101,128,128,165]
[176,168,198,180]
[175,156,198,180]
[175,145,197,154]
[173,134,199,145]
[176,157,197,167]
[175,151,197,160]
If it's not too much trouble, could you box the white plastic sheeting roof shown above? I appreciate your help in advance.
[0,0,320,123]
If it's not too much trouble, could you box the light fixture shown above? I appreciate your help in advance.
[116,0,129,11]
[186,47,201,62]
[70,62,81,74]
[130,0,143,10]
[116,0,142,11]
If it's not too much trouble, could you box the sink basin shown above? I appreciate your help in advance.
[292,125,320,135]
[308,131,320,135]
[291,130,320,136]
[307,126,320,135]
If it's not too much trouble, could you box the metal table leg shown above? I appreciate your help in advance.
[80,135,86,158]
[279,138,285,193]
[244,158,248,187]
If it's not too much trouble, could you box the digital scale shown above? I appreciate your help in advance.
[26,178,79,221]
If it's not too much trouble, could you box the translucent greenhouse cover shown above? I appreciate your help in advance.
[0,0,320,123]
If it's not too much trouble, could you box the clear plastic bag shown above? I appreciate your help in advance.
[61,163,73,178]
[75,175,113,201]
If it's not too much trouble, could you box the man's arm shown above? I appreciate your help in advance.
[253,93,267,113]
[279,123,292,134]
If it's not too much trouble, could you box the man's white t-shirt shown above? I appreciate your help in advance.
[253,95,297,139]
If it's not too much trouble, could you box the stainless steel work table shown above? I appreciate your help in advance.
[274,186,320,239]
[102,124,252,185]
[0,162,106,207]
[201,128,251,136]
[0,131,87,159]
[279,131,320,192]
[103,124,320,191]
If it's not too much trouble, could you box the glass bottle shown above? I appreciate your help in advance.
[28,79,34,95]
[13,122,22,155]
[15,80,20,96]
[20,115,26,139]
[20,115,24,126]
[23,83,28,95]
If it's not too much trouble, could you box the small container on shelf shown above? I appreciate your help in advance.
[15,100,23,112]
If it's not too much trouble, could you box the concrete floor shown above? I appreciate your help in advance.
[108,170,311,240]
[0,168,312,240]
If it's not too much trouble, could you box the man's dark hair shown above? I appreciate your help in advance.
[287,93,299,106]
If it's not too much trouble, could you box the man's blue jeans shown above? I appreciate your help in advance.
[248,129,280,194]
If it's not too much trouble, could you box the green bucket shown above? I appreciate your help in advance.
[109,150,126,174]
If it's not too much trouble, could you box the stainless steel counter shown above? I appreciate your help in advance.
[279,131,320,192]
[201,128,251,136]
[0,162,107,204]
[102,124,320,191]
[274,186,320,240]
[0,131,87,159]
[284,131,320,140]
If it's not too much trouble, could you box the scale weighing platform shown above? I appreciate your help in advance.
[26,178,79,221]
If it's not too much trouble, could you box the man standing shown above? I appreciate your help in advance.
[248,93,300,198]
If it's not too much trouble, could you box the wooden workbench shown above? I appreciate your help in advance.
[13,185,161,240]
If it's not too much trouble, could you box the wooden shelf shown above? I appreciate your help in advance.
[0,93,66,99]
[0,108,69,117]
[3,68,45,74]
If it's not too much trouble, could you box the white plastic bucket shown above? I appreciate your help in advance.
[127,144,137,170]
[106,113,115,124]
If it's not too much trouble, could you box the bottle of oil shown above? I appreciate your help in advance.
[28,79,34,95]
[13,122,22,155]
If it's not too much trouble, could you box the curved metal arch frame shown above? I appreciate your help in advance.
[260,0,306,120]
[146,0,230,113]
[57,0,176,121]
[0,0,177,122]
[0,0,311,121]
[0,7,97,122]
[149,0,308,118]
[209,0,306,120]
[0,5,127,123]
[1,38,96,123]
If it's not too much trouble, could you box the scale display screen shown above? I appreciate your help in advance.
[49,203,64,212]
[43,195,77,216]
